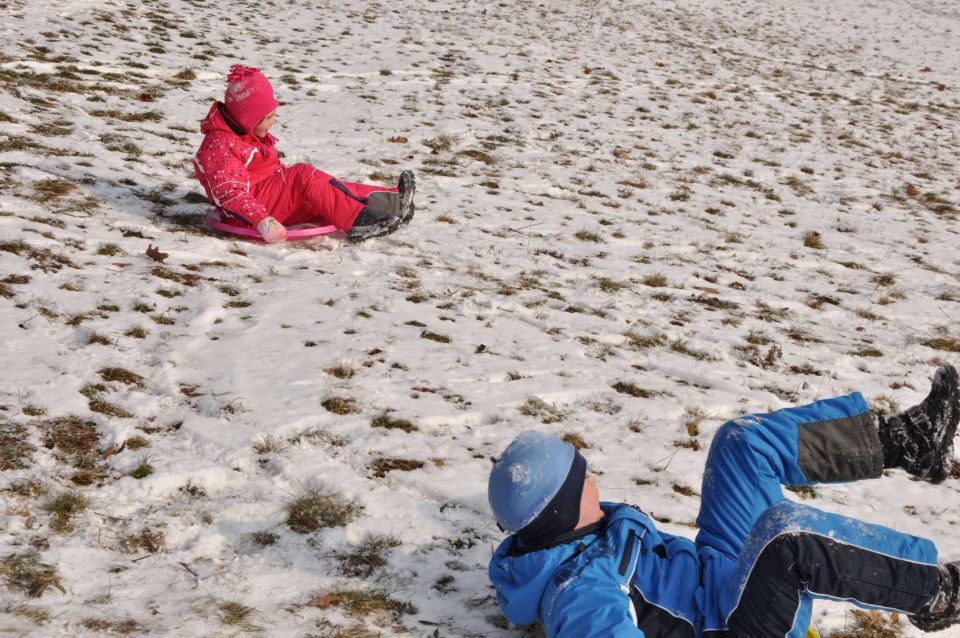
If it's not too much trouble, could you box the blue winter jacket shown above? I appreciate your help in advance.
[489,502,711,638]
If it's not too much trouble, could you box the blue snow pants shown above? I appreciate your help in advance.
[695,392,940,637]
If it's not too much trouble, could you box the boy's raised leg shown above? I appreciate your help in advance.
[696,392,883,558]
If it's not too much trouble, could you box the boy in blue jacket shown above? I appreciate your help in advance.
[488,366,960,637]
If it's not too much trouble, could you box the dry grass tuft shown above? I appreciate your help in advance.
[0,422,34,470]
[39,416,100,469]
[612,381,661,398]
[370,412,418,433]
[98,367,145,389]
[32,178,75,202]
[218,599,257,627]
[308,589,417,626]
[921,337,960,353]
[120,529,165,554]
[369,457,425,478]
[824,610,902,637]
[253,434,286,454]
[0,552,65,598]
[518,396,565,423]
[562,432,588,449]
[333,534,402,577]
[80,617,143,634]
[325,365,355,379]
[89,398,134,418]
[322,396,361,415]
[42,490,89,533]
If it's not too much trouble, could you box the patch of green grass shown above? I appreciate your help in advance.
[130,459,154,479]
[286,485,362,533]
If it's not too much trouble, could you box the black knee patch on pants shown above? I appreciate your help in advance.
[797,412,883,482]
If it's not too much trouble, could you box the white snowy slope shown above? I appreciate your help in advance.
[0,0,958,635]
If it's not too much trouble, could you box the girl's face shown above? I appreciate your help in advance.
[252,109,277,138]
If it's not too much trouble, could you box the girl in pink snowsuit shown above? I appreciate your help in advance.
[194,65,415,243]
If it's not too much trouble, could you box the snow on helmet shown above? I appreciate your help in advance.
[488,430,585,537]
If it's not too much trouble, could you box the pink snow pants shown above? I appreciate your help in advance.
[247,164,398,231]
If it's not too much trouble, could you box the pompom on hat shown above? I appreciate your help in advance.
[223,65,279,134]
[488,431,587,546]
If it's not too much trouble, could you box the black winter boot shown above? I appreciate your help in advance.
[878,365,959,483]
[346,208,404,243]
[910,562,960,631]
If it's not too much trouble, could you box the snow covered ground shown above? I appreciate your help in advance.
[0,0,958,635]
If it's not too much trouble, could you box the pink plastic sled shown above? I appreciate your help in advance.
[206,208,338,241]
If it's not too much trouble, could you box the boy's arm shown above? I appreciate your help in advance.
[548,578,645,638]
[195,136,271,226]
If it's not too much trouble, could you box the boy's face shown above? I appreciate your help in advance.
[253,109,277,138]
[576,474,604,529]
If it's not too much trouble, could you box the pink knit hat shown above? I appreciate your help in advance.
[223,65,279,133]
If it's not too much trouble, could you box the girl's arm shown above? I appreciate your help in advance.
[194,134,271,226]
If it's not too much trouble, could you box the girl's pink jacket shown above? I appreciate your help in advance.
[193,102,280,226]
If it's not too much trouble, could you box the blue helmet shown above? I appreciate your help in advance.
[488,431,585,537]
